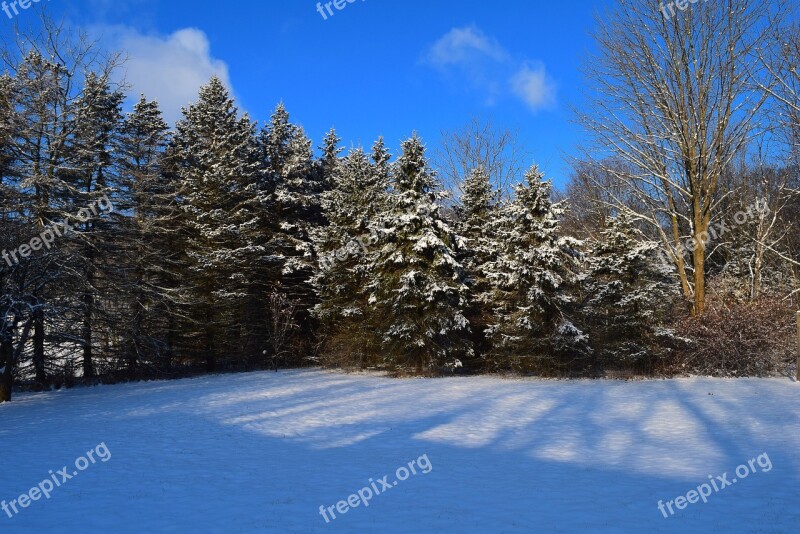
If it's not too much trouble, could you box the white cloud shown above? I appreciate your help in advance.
[510,62,558,112]
[95,26,233,123]
[424,26,557,114]
[425,26,509,67]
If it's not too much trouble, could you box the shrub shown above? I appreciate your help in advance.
[671,296,796,377]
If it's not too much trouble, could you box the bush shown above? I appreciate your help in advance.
[671,296,796,377]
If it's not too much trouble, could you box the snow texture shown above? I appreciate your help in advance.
[1,370,798,532]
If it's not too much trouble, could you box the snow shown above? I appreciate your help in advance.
[1,370,798,532]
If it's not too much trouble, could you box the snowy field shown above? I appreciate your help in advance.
[1,370,799,533]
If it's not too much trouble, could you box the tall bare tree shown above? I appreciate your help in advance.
[578,0,777,315]
[435,117,528,204]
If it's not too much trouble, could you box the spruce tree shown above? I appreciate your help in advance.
[456,166,499,362]
[169,76,262,371]
[319,127,343,190]
[70,72,125,379]
[117,96,182,373]
[371,136,392,186]
[364,135,471,373]
[314,146,389,364]
[582,212,676,373]
[259,104,324,356]
[485,165,589,374]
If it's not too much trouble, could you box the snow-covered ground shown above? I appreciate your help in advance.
[1,370,798,533]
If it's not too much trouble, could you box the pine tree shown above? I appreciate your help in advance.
[582,212,676,373]
[371,136,392,186]
[364,135,471,373]
[456,165,499,362]
[319,127,343,190]
[259,104,324,356]
[485,165,589,374]
[314,145,389,364]
[116,96,182,374]
[169,76,262,371]
[70,72,125,379]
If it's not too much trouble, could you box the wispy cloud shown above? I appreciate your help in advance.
[93,26,234,123]
[423,25,557,113]
[425,26,509,67]
[511,62,557,112]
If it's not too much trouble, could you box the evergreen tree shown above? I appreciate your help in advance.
[70,72,125,379]
[582,212,676,373]
[371,136,392,186]
[259,104,324,356]
[319,127,343,190]
[169,76,262,371]
[485,165,589,374]
[364,135,471,373]
[116,96,182,374]
[314,146,389,364]
[456,165,499,363]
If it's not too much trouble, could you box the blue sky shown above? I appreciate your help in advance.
[2,0,612,187]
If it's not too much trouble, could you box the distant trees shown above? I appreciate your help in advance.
[435,117,526,202]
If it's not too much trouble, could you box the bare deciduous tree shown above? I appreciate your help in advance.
[578,0,778,315]
[435,117,528,204]
[264,290,299,371]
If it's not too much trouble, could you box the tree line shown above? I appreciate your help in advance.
[2,3,800,401]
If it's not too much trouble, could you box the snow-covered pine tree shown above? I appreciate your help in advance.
[313,145,389,365]
[319,127,343,191]
[169,76,262,371]
[456,165,499,363]
[259,104,324,355]
[70,72,125,379]
[364,135,472,373]
[582,212,677,373]
[371,136,392,186]
[116,96,184,373]
[485,165,589,374]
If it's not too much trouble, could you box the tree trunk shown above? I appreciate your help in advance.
[82,289,95,378]
[692,207,709,316]
[129,297,145,375]
[205,327,216,372]
[795,311,799,382]
[166,313,175,369]
[204,305,216,372]
[1,318,34,403]
[32,307,46,386]
[0,333,13,403]
[752,242,763,300]
[692,250,706,316]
